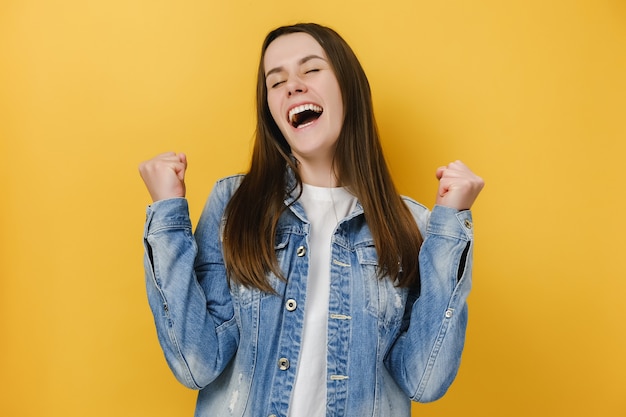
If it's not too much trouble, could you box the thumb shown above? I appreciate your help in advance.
[435,166,446,180]
[175,153,187,181]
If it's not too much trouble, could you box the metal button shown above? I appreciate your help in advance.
[445,309,453,318]
[296,246,306,257]
[278,357,290,370]
[464,219,472,229]
[269,415,277,417]
[286,299,297,311]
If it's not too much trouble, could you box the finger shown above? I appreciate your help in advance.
[152,153,186,169]
[177,153,188,180]
[438,161,476,181]
[435,166,446,180]
[436,160,462,179]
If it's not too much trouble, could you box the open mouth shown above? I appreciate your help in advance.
[288,104,323,128]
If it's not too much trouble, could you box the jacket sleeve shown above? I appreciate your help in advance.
[142,181,239,390]
[385,204,473,402]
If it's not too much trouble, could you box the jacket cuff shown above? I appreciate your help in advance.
[426,205,473,241]
[144,198,191,238]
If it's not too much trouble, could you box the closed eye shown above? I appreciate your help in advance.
[271,80,285,88]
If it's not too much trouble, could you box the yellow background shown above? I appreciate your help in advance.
[1,1,625,416]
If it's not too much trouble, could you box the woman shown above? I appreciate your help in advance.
[139,23,484,417]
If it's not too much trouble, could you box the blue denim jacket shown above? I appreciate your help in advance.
[143,174,474,417]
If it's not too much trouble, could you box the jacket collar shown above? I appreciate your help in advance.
[282,164,365,221]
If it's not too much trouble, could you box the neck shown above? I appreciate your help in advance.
[296,158,339,188]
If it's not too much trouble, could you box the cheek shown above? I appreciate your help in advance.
[331,98,345,128]
[266,90,279,114]
[267,98,292,139]
[329,83,344,123]
[266,95,283,125]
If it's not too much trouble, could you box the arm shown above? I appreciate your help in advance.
[385,161,484,401]
[385,205,473,401]
[140,153,239,389]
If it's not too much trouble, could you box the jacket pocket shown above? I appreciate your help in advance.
[356,244,407,328]
[266,232,290,296]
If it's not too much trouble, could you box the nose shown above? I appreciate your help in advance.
[286,77,307,97]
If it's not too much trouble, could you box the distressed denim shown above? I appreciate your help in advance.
[143,174,474,417]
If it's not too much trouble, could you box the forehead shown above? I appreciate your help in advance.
[263,32,327,72]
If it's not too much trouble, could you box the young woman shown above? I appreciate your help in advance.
[139,23,484,417]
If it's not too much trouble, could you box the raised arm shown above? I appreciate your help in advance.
[139,153,239,389]
[386,161,484,402]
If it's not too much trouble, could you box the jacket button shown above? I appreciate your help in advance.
[296,246,306,257]
[286,299,297,311]
[464,219,472,229]
[278,357,290,370]
[445,309,453,318]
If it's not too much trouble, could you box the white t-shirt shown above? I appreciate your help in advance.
[288,184,357,417]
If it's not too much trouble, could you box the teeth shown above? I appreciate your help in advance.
[288,103,323,124]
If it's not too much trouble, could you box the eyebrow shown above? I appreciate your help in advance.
[265,54,327,78]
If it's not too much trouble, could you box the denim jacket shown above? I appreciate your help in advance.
[143,174,474,417]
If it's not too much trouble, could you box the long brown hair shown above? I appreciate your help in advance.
[222,23,422,293]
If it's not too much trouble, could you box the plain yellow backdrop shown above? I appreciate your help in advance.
[1,1,625,416]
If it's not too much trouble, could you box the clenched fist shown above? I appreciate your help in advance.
[435,160,484,210]
[138,152,188,202]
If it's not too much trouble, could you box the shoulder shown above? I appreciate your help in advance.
[197,174,246,228]
[198,174,245,216]
[215,173,245,189]
[211,174,245,200]
[401,195,431,234]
